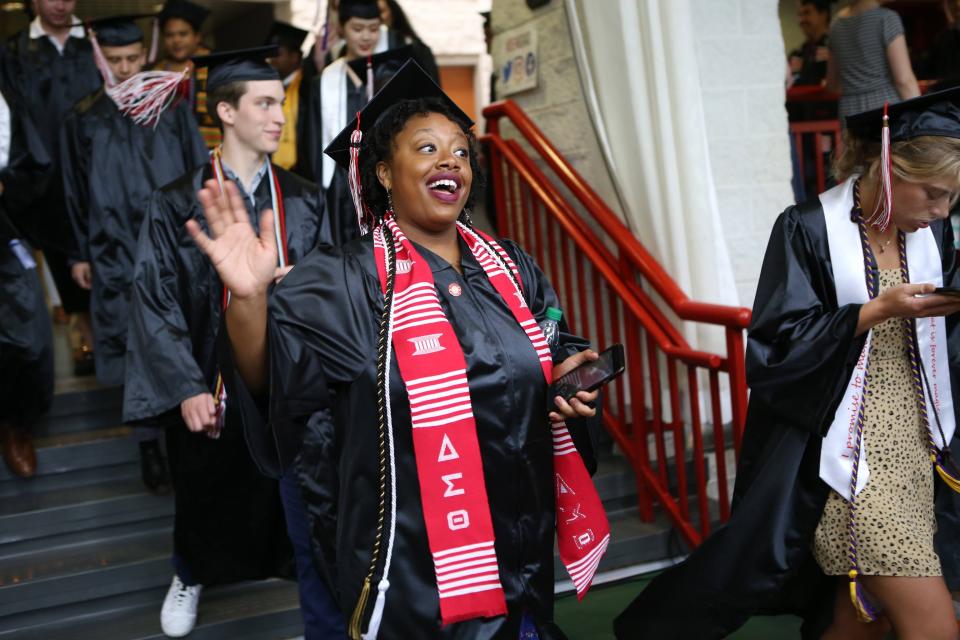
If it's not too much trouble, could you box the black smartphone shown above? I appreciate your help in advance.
[553,344,625,400]
[934,287,960,296]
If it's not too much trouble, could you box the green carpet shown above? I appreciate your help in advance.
[554,575,803,639]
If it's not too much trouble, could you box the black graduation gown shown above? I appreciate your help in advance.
[122,163,327,586]
[1,29,101,256]
[0,85,53,426]
[222,234,594,639]
[60,92,208,386]
[613,201,960,639]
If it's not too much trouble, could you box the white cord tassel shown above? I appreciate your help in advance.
[366,55,374,102]
[361,223,401,640]
[361,579,391,640]
[867,103,893,232]
[107,70,189,128]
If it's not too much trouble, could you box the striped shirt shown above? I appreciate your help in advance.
[829,7,904,119]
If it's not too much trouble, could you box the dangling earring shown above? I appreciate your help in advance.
[386,189,395,217]
[461,208,473,226]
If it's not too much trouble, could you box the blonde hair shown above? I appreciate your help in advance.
[833,133,960,193]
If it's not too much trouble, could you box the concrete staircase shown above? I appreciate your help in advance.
[0,381,302,640]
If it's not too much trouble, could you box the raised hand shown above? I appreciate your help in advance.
[186,179,278,300]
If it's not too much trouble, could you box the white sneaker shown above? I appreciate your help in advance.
[160,575,202,637]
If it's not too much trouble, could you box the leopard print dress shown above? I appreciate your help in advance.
[813,269,941,577]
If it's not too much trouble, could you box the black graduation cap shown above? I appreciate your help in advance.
[89,14,153,47]
[846,86,960,142]
[192,46,281,93]
[339,0,381,22]
[266,22,309,52]
[324,59,472,170]
[159,0,210,32]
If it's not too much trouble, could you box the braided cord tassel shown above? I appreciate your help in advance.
[348,225,397,639]
[846,209,881,622]
[897,236,960,494]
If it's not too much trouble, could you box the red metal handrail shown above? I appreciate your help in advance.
[482,100,753,548]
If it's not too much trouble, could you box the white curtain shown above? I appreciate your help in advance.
[566,0,739,352]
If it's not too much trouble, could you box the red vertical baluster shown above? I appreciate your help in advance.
[647,334,668,487]
[625,312,653,521]
[667,358,688,519]
[687,367,709,536]
[709,370,730,521]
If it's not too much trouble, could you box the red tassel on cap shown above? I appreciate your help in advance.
[87,23,116,87]
[348,111,372,234]
[865,102,893,232]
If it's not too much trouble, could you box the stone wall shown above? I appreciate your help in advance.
[693,0,794,305]
[489,0,793,306]
[488,0,627,222]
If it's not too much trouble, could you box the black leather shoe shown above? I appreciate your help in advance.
[139,439,171,495]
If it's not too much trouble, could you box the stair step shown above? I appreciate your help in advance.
[0,516,172,561]
[34,386,124,437]
[0,476,173,545]
[0,579,301,640]
[0,526,172,618]
[0,428,139,482]
[0,461,140,499]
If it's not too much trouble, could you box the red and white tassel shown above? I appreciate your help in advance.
[87,26,117,88]
[107,69,190,128]
[348,116,371,234]
[867,102,893,232]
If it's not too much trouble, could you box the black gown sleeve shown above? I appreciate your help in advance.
[219,242,375,477]
[59,107,92,263]
[745,206,864,436]
[122,192,208,424]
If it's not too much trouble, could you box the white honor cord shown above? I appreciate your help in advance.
[265,161,286,269]
[362,227,399,640]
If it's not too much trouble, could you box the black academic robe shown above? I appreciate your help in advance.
[222,234,594,639]
[122,163,327,586]
[60,91,208,386]
[0,86,53,427]
[614,200,960,639]
[2,28,101,255]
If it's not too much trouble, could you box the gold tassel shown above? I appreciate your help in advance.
[848,569,877,622]
[936,464,960,493]
[348,577,372,640]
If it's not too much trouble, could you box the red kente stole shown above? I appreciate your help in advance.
[373,215,610,625]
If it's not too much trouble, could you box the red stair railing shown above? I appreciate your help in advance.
[482,100,752,547]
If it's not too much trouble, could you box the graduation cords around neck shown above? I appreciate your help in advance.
[348,210,611,640]
[207,147,289,438]
[845,180,960,622]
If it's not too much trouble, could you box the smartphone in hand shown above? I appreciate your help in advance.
[553,344,625,401]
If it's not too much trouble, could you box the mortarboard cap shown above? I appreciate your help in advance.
[193,46,281,93]
[846,86,960,143]
[325,58,472,170]
[159,0,210,32]
[266,22,309,52]
[339,0,381,23]
[89,14,152,47]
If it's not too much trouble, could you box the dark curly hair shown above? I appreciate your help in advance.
[359,97,485,220]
